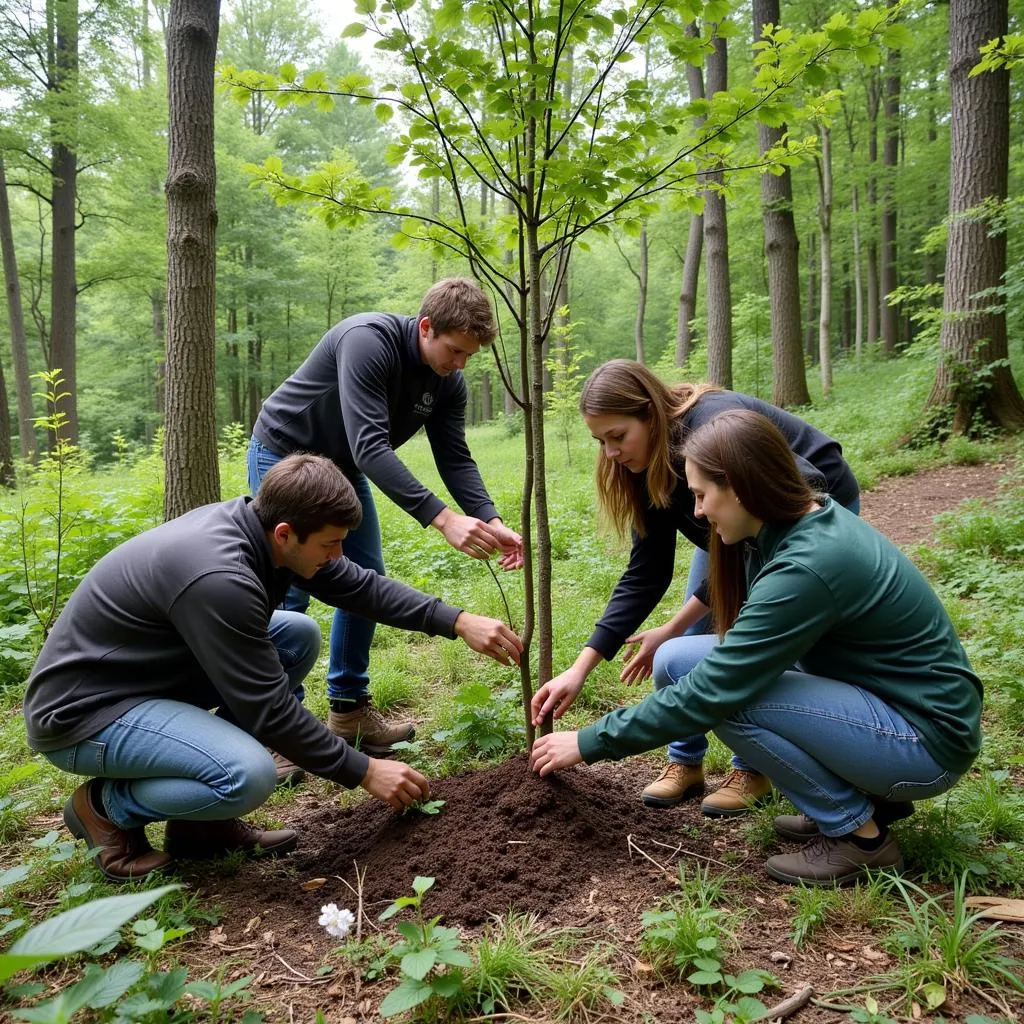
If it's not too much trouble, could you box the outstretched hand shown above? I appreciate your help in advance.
[454,612,524,667]
[530,669,585,726]
[620,625,670,685]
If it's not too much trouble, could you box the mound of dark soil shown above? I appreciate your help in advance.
[251,755,712,928]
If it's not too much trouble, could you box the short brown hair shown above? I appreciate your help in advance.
[252,454,363,541]
[682,410,815,635]
[418,277,497,345]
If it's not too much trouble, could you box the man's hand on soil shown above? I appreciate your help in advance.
[360,758,430,810]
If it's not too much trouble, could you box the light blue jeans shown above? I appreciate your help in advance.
[42,610,321,830]
[671,494,862,769]
[651,634,958,835]
[248,436,385,702]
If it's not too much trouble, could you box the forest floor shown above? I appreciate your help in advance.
[164,458,1023,1024]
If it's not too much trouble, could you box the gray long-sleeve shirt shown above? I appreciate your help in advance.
[587,391,860,660]
[252,313,498,526]
[23,498,462,788]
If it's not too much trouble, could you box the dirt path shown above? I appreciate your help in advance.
[858,458,1012,545]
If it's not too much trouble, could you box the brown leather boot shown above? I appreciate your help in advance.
[641,763,706,808]
[63,780,171,882]
[164,817,298,860]
[765,831,904,886]
[268,749,306,788]
[328,696,415,754]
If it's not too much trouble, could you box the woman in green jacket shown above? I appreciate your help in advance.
[531,410,982,885]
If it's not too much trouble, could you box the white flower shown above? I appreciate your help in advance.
[318,903,355,940]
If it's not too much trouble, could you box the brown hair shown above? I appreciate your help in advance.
[579,359,719,538]
[418,277,497,346]
[682,409,816,635]
[252,453,363,541]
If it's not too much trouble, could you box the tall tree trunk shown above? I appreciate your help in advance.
[634,226,647,364]
[676,22,705,367]
[703,29,732,388]
[481,371,492,420]
[0,155,36,460]
[817,126,833,395]
[164,0,221,520]
[226,300,242,423]
[676,215,702,365]
[923,0,1024,432]
[865,74,881,348]
[0,352,14,486]
[49,0,79,445]
[804,231,817,362]
[880,9,900,354]
[753,0,808,407]
[851,183,864,363]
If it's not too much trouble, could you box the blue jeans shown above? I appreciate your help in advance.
[670,493,862,768]
[42,610,321,830]
[248,436,385,701]
[652,634,958,835]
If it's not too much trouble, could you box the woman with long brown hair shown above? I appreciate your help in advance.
[530,359,860,817]
[531,410,981,885]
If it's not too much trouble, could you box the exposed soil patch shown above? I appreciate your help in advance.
[858,459,1011,546]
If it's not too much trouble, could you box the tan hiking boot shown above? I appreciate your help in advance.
[641,763,706,808]
[268,750,306,788]
[328,696,415,754]
[765,832,904,886]
[701,769,772,818]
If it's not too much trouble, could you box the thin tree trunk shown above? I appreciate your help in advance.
[753,0,808,407]
[164,0,222,519]
[923,0,1024,431]
[851,183,864,363]
[676,215,702,365]
[0,351,14,486]
[0,154,36,460]
[804,231,817,362]
[817,125,833,395]
[703,29,732,388]
[880,6,900,354]
[865,74,880,347]
[635,226,647,364]
[49,0,79,445]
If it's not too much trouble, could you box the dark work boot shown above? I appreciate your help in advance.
[765,832,904,886]
[164,817,298,860]
[63,780,170,882]
[328,696,415,755]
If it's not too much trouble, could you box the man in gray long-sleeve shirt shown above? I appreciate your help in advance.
[25,455,523,882]
[248,277,523,754]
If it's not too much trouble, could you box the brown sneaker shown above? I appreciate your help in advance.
[164,818,298,860]
[765,832,904,886]
[642,763,706,808]
[774,813,820,841]
[268,750,306,788]
[701,769,772,818]
[328,696,415,755]
[63,780,171,882]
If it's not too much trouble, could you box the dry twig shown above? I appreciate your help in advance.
[766,983,813,1021]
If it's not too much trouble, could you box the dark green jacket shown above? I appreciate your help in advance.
[578,500,982,775]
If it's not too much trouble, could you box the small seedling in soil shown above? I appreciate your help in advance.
[404,799,446,816]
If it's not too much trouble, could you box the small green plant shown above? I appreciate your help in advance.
[692,968,778,1024]
[788,885,842,948]
[404,799,446,816]
[432,683,525,763]
[638,866,734,980]
[461,910,553,1014]
[876,873,1024,1014]
[377,875,472,1019]
[546,942,624,1021]
[848,994,900,1023]
[544,309,590,464]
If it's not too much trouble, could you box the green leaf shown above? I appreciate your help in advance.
[430,970,465,997]
[342,22,367,38]
[279,62,297,83]
[412,876,436,896]
[0,865,32,889]
[1,885,179,984]
[354,0,376,13]
[83,961,145,1009]
[400,948,436,980]
[375,103,394,124]
[687,969,724,986]
[380,977,432,1017]
[921,982,946,1010]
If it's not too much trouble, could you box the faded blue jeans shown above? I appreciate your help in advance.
[670,494,862,769]
[41,610,321,830]
[248,436,385,702]
[651,634,959,835]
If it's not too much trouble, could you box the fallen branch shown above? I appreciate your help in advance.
[766,983,813,1021]
[271,952,312,981]
[646,836,739,871]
